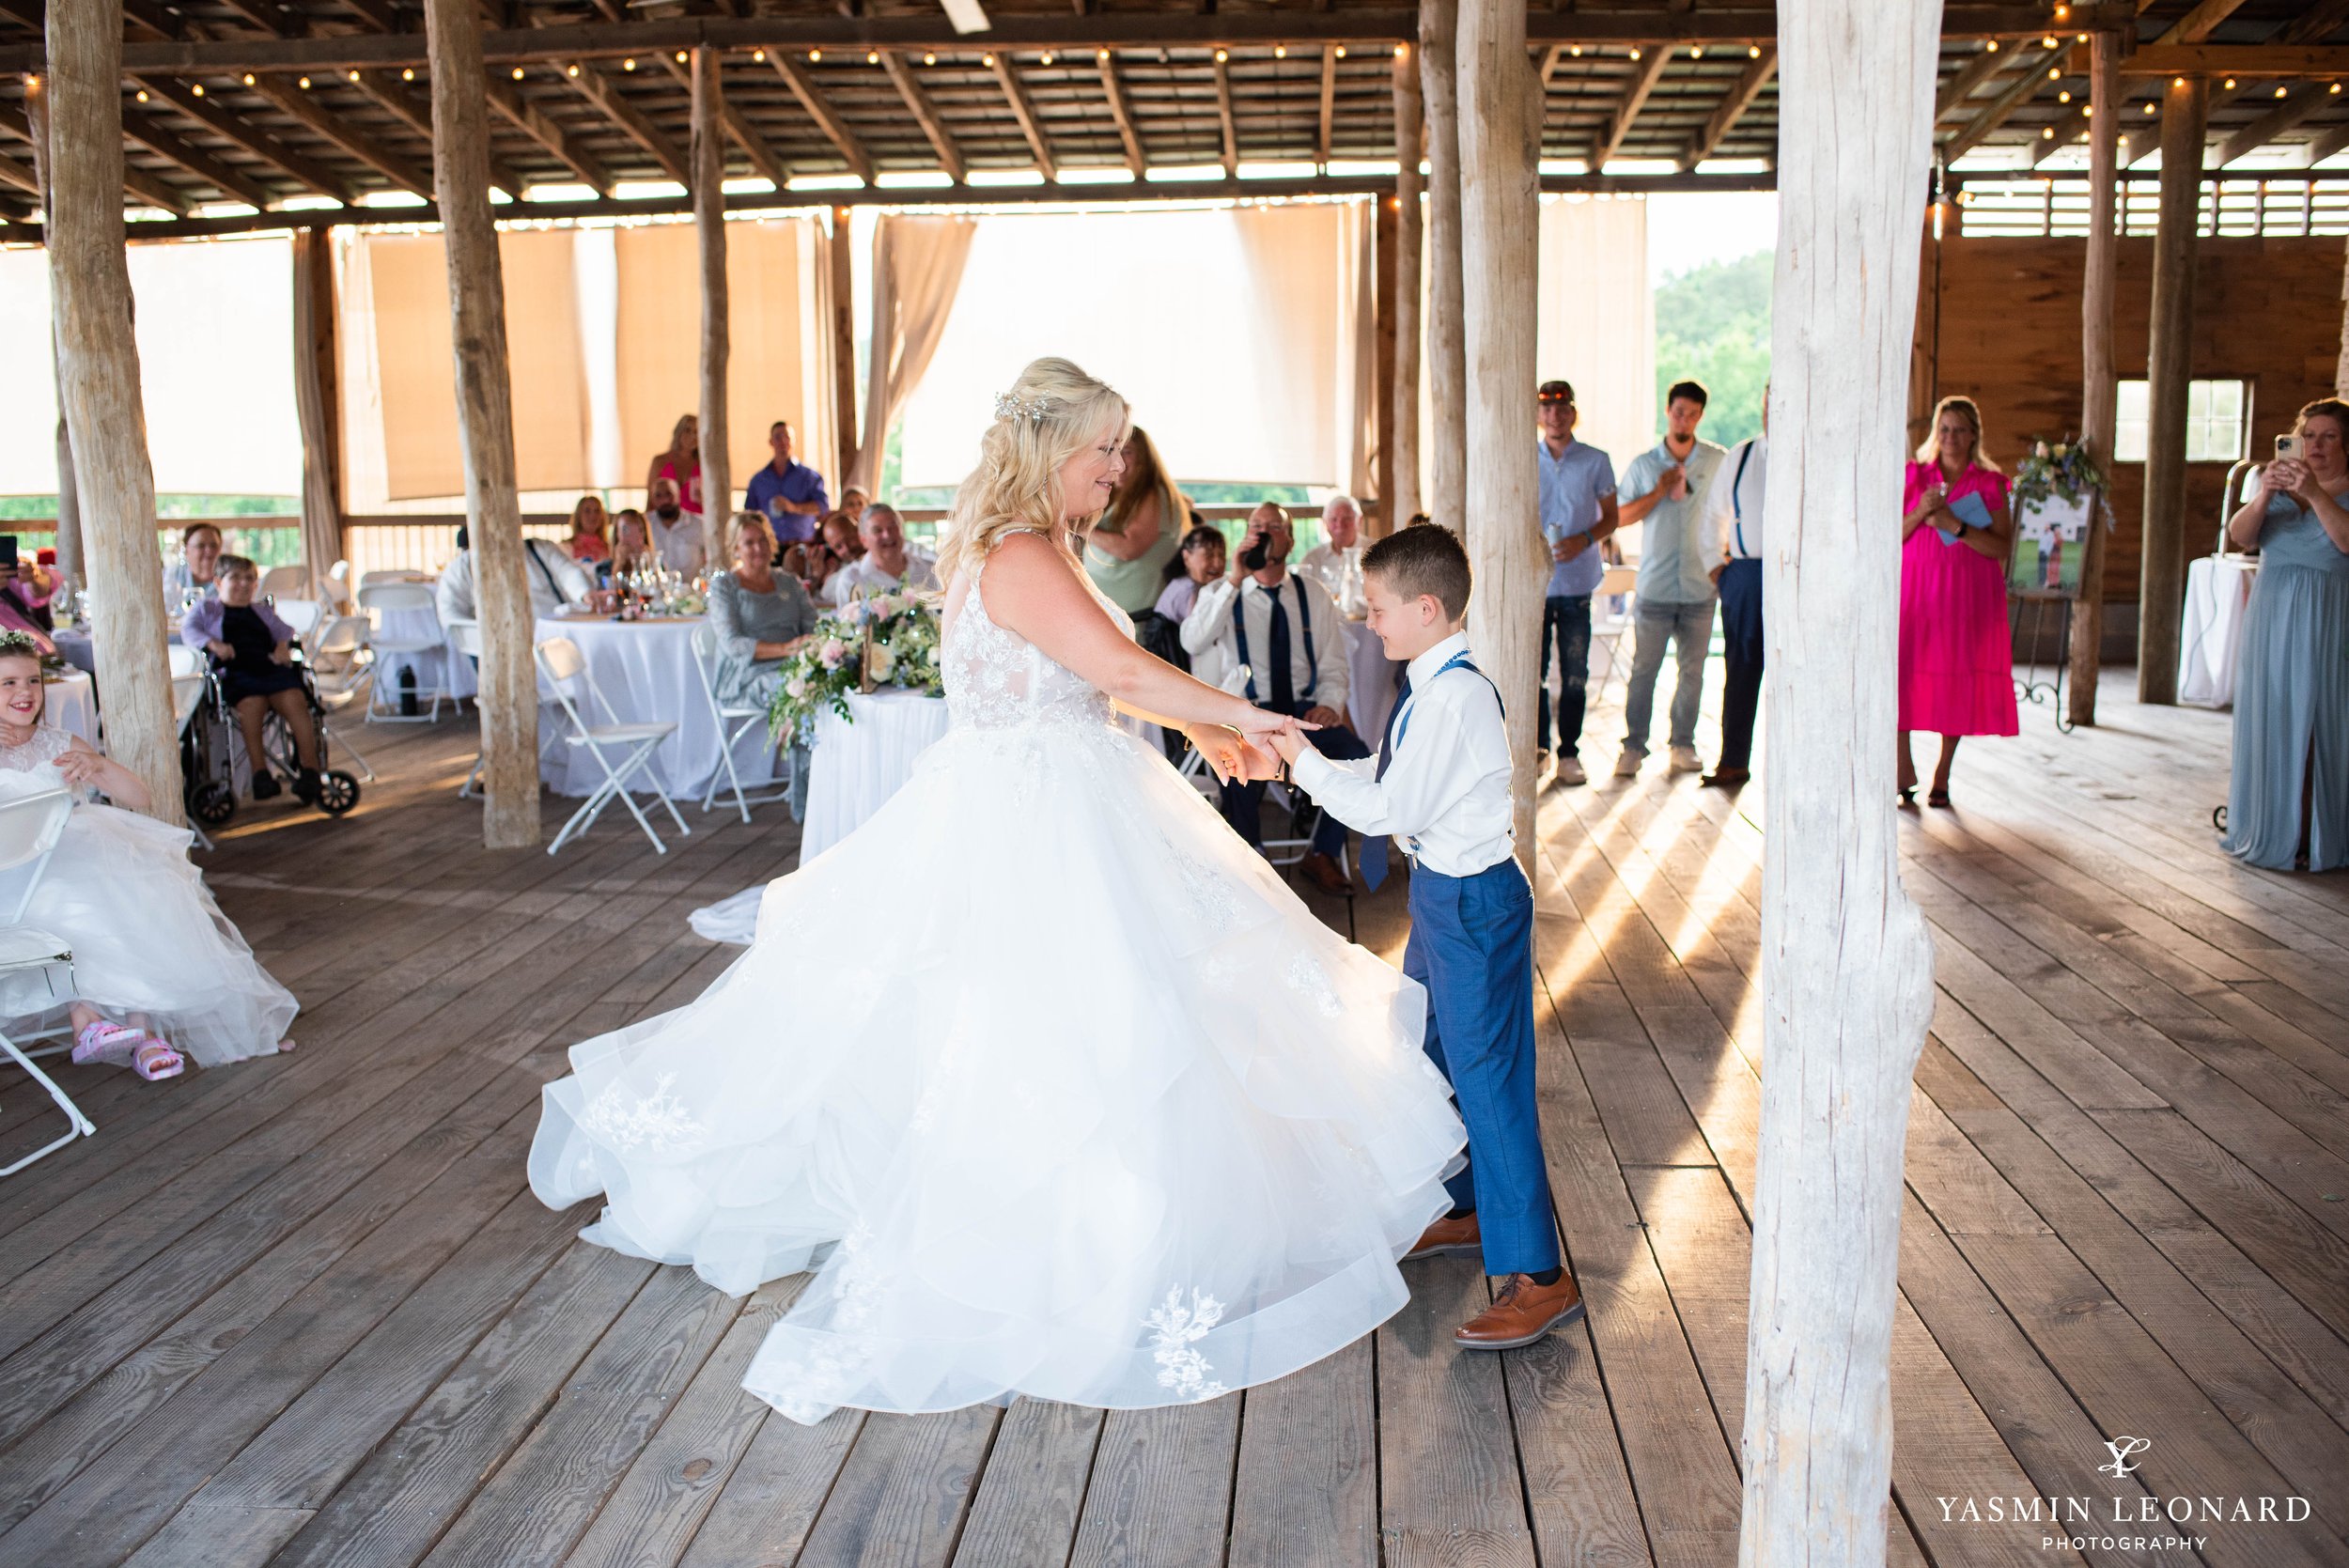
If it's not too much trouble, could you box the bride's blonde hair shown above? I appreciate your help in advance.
[935,356,1129,584]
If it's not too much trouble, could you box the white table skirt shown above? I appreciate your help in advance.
[375,600,478,704]
[534,614,781,800]
[45,671,98,746]
[801,688,952,861]
[2179,554,2258,710]
[1344,618,1400,742]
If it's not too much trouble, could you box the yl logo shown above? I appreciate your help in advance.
[2099,1436,2151,1478]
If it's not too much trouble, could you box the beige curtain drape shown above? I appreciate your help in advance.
[355,229,589,502]
[853,214,976,494]
[1534,194,1654,471]
[1345,199,1378,501]
[290,229,342,595]
[1230,201,1358,490]
[614,217,828,507]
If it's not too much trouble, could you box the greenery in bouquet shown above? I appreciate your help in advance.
[766,589,944,742]
[2012,435,2114,527]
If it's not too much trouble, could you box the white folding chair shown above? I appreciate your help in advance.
[356,582,446,722]
[534,636,690,856]
[259,565,310,601]
[1588,564,1640,694]
[272,598,324,641]
[0,789,96,1175]
[325,559,354,610]
[449,622,487,799]
[168,642,205,679]
[690,621,789,822]
[304,615,379,783]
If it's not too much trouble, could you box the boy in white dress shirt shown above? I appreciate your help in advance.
[1268,524,1582,1350]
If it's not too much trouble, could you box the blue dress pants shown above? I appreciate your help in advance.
[1403,856,1561,1276]
[1716,559,1765,771]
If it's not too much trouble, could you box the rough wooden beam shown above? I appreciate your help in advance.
[0,7,2149,76]
[1939,53,2054,162]
[1590,46,1670,168]
[693,43,731,550]
[0,142,39,196]
[2069,27,2119,728]
[423,0,539,848]
[2303,118,2349,166]
[2279,0,2349,46]
[988,51,1058,179]
[1210,50,1238,175]
[1933,44,2009,120]
[1683,44,1774,168]
[565,59,689,185]
[2120,46,2349,78]
[122,104,279,207]
[770,51,873,183]
[484,73,613,194]
[1539,43,1565,85]
[1390,38,1421,531]
[1317,45,1336,166]
[245,73,433,195]
[1419,0,1463,529]
[339,0,402,30]
[210,0,295,39]
[350,70,529,195]
[2157,0,2252,46]
[2138,73,2205,706]
[2214,84,2329,164]
[659,53,789,190]
[40,3,186,823]
[1095,47,1145,171]
[132,74,357,202]
[2,100,187,210]
[880,49,964,180]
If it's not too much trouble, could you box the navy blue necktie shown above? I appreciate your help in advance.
[1267,587,1295,712]
[1360,668,1412,891]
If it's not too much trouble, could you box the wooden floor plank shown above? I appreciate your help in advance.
[950,1399,1105,1568]
[1373,1259,1537,1568]
[1226,1339,1375,1568]
[1065,1397,1242,1568]
[793,1407,1001,1568]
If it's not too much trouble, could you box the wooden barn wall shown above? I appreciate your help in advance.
[1910,232,2342,606]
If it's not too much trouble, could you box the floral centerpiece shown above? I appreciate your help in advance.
[766,589,944,741]
[2007,436,2111,598]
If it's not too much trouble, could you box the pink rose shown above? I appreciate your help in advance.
[819,639,848,668]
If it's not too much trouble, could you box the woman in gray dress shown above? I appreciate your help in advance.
[2221,398,2349,872]
[709,512,820,815]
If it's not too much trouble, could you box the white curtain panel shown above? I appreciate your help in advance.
[852,213,978,493]
[1535,193,1655,479]
[896,203,1357,492]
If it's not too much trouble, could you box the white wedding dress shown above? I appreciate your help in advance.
[528,540,1467,1424]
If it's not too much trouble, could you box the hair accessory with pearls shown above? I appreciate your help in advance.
[993,390,1051,426]
[0,630,41,659]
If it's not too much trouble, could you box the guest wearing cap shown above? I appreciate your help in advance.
[1532,380,1618,787]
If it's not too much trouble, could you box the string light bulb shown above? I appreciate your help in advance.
[401,67,414,81]
[1214,49,1228,63]
[194,82,207,95]
[982,52,995,67]
[347,69,359,81]
[1748,44,1761,58]
[241,71,256,85]
[2058,89,2071,102]
[511,66,524,79]
[2082,102,2092,116]
[2274,85,2288,98]
[1569,44,1582,56]
[1628,47,1642,61]
[1688,45,1702,58]
[2041,35,2057,48]
[1274,44,1286,58]
[865,51,879,64]
[752,49,764,61]
[808,49,821,61]
[1041,50,1054,64]
[2222,76,2234,88]
[1334,45,1346,58]
[2142,101,2155,113]
[675,51,687,63]
[2047,66,2059,79]
[1095,49,1108,63]
[623,57,636,70]
[135,87,148,101]
[566,63,579,76]
[1394,42,1408,58]
[2334,83,2344,94]
[2042,127,2053,138]
[2172,76,2185,87]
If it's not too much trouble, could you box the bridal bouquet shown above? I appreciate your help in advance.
[767,589,944,741]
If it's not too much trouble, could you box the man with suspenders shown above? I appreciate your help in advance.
[1703,392,1769,788]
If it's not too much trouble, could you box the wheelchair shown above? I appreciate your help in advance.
[180,649,363,827]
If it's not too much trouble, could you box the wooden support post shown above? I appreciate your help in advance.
[37,9,184,825]
[2068,31,2119,728]
[424,0,539,849]
[22,79,82,589]
[1419,0,1466,531]
[693,44,731,552]
[2337,233,2349,398]
[292,226,346,598]
[1390,39,1423,536]
[1454,0,1539,877]
[830,207,857,490]
[1738,0,1939,1560]
[2137,73,2205,706]
[1374,189,1398,520]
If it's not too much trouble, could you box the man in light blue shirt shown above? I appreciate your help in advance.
[1614,379,1727,778]
[1533,380,1618,786]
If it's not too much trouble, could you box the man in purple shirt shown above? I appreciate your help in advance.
[743,421,831,544]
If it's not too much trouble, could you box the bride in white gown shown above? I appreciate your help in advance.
[529,357,1467,1424]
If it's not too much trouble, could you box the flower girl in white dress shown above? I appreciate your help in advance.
[530,358,1468,1424]
[0,634,296,1076]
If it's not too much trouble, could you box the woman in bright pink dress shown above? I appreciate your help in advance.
[1899,396,2016,808]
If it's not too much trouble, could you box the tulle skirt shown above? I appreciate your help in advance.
[530,717,1467,1424]
[0,776,296,1065]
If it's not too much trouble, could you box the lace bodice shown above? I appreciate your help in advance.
[941,544,1131,734]
[0,725,78,774]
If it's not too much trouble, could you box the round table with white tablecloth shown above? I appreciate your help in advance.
[534,613,781,800]
[374,596,477,704]
[2178,554,2259,710]
[1343,617,1400,743]
[43,670,99,746]
[801,687,953,861]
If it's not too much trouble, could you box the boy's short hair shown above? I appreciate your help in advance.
[1361,523,1472,619]
[1666,378,1710,409]
[216,553,258,577]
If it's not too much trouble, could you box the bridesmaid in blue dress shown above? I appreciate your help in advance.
[2221,398,2349,872]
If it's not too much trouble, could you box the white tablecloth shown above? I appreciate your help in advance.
[1345,618,1400,742]
[2179,554,2259,710]
[801,688,952,861]
[535,614,781,800]
[374,599,478,704]
[45,671,98,745]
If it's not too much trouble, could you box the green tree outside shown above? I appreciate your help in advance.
[1654,250,1771,450]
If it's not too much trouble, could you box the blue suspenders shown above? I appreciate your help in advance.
[1230,577,1317,706]
[1729,441,1754,560]
[1389,651,1502,759]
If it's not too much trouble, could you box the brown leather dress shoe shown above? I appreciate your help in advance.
[1700,766,1750,789]
[1405,1211,1482,1262]
[1299,851,1353,896]
[1454,1271,1584,1350]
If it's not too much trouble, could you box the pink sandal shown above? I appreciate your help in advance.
[132,1038,184,1081]
[71,1020,147,1067]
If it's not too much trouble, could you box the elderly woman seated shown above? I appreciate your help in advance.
[2222,397,2349,872]
[710,512,821,816]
